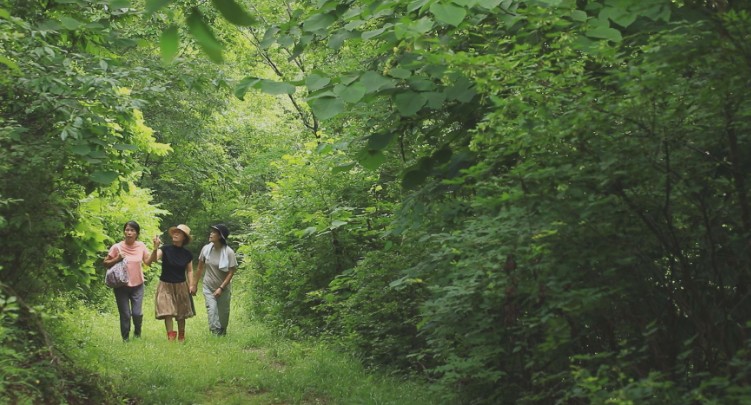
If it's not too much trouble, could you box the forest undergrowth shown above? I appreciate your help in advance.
[54,282,439,405]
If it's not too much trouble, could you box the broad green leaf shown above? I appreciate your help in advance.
[261,26,280,49]
[160,25,179,64]
[332,162,356,173]
[107,0,131,8]
[70,144,90,156]
[234,77,261,100]
[303,13,336,32]
[260,80,296,95]
[529,0,562,5]
[358,71,396,93]
[330,220,348,230]
[387,68,412,79]
[301,227,318,237]
[145,0,172,14]
[334,83,366,103]
[362,27,387,40]
[341,74,359,85]
[356,149,386,170]
[408,0,431,12]
[211,0,257,26]
[90,170,119,185]
[586,25,622,42]
[424,91,447,109]
[394,91,427,116]
[430,3,467,27]
[452,0,477,7]
[187,9,223,63]
[570,10,588,22]
[477,0,502,9]
[305,74,330,92]
[395,17,433,39]
[433,146,453,164]
[599,6,636,28]
[367,132,395,150]
[445,75,475,102]
[402,169,429,189]
[328,29,358,50]
[0,55,19,72]
[408,78,435,91]
[306,90,336,101]
[59,16,82,30]
[309,96,345,120]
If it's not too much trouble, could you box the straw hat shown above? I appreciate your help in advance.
[168,224,192,244]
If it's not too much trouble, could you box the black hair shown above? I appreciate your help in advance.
[124,221,141,236]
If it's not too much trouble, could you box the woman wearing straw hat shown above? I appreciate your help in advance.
[150,224,195,342]
[194,224,237,336]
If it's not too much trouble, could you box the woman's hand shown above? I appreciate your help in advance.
[189,285,197,295]
[152,234,161,250]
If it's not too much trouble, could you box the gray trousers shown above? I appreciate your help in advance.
[114,284,144,340]
[203,285,231,335]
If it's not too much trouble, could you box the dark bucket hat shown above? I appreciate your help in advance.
[210,224,230,243]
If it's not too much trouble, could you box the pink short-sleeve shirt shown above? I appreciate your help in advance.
[107,241,149,287]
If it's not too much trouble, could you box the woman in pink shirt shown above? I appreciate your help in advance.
[103,221,155,341]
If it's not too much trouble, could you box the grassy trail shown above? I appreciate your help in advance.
[59,282,439,405]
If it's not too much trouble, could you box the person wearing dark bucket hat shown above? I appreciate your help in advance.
[210,224,229,243]
[149,224,195,342]
[193,224,238,336]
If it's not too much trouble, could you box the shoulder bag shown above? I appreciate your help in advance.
[105,244,130,288]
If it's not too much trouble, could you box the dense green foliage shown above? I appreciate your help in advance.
[2,0,751,403]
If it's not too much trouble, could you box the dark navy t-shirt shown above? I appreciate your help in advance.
[159,245,193,283]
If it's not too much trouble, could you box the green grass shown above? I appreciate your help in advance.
[57,283,441,404]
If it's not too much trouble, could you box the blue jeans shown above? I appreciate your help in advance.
[114,284,144,340]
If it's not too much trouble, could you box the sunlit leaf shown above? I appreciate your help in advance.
[160,25,179,64]
[260,80,296,95]
[186,9,223,63]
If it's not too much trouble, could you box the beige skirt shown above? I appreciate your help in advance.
[155,281,195,320]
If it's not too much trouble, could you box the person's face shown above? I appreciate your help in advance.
[209,229,220,244]
[124,225,138,241]
[171,230,186,246]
